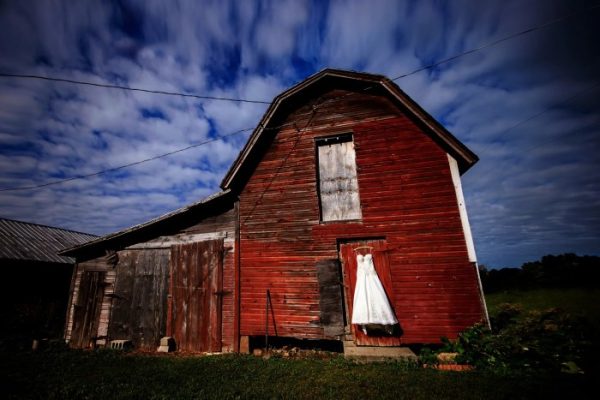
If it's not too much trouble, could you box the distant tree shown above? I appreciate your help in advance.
[482,253,599,293]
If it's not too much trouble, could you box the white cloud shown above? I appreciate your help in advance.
[0,0,598,268]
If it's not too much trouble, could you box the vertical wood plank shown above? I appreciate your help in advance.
[315,259,345,336]
[108,249,169,350]
[169,239,223,352]
[71,271,105,348]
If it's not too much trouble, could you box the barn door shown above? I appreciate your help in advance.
[108,249,170,350]
[339,240,401,346]
[71,270,105,348]
[169,239,223,352]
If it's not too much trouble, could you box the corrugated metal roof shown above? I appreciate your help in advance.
[0,218,98,264]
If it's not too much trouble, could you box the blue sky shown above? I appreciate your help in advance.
[0,0,598,267]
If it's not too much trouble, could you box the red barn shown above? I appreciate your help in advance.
[62,69,488,355]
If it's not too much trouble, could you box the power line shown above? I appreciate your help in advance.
[470,80,600,177]
[1,5,598,192]
[391,3,600,81]
[2,77,597,193]
[501,81,600,152]
[0,72,271,104]
[2,3,597,106]
[0,127,254,192]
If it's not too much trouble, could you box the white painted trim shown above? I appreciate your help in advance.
[126,232,229,249]
[447,154,477,262]
[448,154,490,327]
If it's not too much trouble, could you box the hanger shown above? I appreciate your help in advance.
[353,245,373,252]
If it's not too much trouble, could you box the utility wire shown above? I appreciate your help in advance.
[0,72,271,104]
[1,4,598,192]
[501,81,600,141]
[391,3,600,81]
[2,77,597,192]
[469,80,600,177]
[0,127,254,192]
[1,4,598,105]
[0,103,324,192]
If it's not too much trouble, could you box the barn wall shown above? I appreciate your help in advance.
[238,89,485,343]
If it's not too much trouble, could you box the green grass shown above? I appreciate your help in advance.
[485,288,600,322]
[0,350,593,399]
[2,288,598,399]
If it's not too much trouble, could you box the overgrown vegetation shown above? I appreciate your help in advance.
[421,305,597,374]
[419,253,600,375]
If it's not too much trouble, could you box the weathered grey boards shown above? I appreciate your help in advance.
[108,249,169,350]
[70,239,225,352]
[70,270,105,348]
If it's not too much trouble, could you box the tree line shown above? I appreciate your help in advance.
[479,253,600,293]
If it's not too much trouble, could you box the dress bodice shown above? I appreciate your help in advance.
[356,254,376,275]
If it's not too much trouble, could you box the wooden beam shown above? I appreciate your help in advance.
[126,232,228,249]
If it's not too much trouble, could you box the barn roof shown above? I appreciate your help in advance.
[0,218,97,264]
[59,190,233,259]
[221,68,478,190]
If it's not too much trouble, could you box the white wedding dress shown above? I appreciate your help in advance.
[351,254,398,333]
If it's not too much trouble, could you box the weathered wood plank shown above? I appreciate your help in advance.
[315,259,345,337]
[70,270,105,348]
[170,239,223,352]
[108,249,169,350]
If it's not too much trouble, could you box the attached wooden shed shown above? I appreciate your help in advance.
[62,69,488,353]
[61,191,237,352]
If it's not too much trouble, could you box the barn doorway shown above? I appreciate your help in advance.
[108,249,170,350]
[339,239,401,346]
[70,270,105,348]
[168,239,224,352]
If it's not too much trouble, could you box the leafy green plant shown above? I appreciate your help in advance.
[458,304,594,373]
[418,347,439,365]
[417,302,597,374]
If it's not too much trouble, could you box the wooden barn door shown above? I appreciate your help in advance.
[108,249,170,350]
[168,239,223,352]
[71,270,105,348]
[339,240,401,346]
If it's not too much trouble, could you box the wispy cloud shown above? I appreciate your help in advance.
[0,0,598,267]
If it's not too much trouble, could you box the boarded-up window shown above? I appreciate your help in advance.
[316,134,362,221]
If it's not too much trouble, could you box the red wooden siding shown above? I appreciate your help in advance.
[179,208,236,351]
[239,89,484,343]
[169,240,223,352]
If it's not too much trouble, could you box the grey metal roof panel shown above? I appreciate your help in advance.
[0,218,97,264]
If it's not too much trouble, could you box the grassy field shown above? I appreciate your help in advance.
[1,288,598,399]
[485,288,600,322]
[0,349,593,399]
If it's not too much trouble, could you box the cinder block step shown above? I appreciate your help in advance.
[343,341,417,362]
